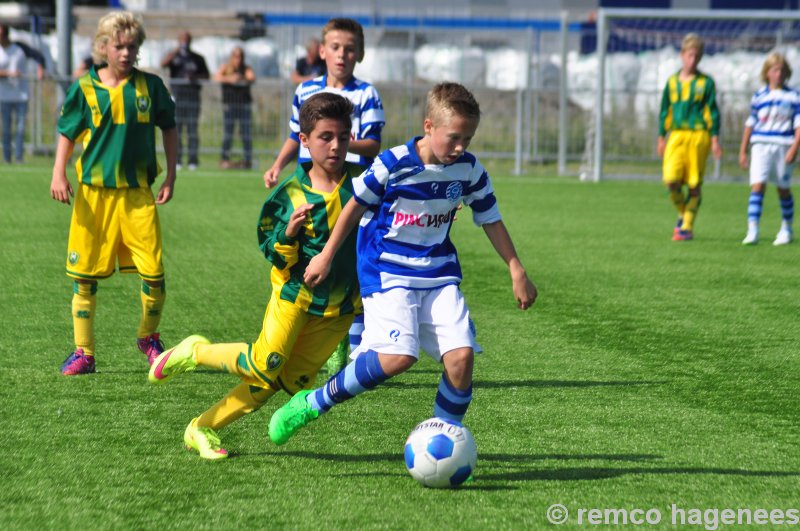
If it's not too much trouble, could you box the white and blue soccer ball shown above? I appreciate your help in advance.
[404,417,477,488]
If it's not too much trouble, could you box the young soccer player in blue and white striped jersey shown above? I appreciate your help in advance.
[268,82,538,447]
[263,18,384,187]
[738,52,800,246]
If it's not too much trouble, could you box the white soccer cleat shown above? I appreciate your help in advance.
[773,229,793,246]
[742,227,759,245]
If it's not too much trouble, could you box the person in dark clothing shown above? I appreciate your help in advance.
[214,46,255,169]
[290,37,326,84]
[161,31,209,170]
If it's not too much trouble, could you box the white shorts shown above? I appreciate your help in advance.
[354,284,473,362]
[750,143,794,188]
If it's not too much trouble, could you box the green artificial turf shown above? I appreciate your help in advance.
[2,158,798,529]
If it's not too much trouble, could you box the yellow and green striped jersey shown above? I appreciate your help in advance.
[258,162,363,318]
[57,66,176,188]
[659,70,720,137]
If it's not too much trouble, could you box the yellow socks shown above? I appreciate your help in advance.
[669,188,686,218]
[72,281,97,356]
[196,383,276,431]
[137,281,166,338]
[682,193,702,231]
[194,342,257,379]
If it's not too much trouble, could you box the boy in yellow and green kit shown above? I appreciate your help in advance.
[148,92,362,459]
[657,33,722,241]
[50,11,177,374]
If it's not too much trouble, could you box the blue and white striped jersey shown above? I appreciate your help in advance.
[290,75,385,166]
[352,137,502,296]
[745,85,800,145]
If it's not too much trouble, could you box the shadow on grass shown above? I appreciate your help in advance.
[246,450,799,488]
[479,467,800,482]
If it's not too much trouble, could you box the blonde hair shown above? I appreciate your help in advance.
[681,33,704,55]
[321,18,364,62]
[425,82,481,125]
[92,11,145,65]
[761,52,792,84]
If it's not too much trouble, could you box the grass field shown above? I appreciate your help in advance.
[3,157,799,529]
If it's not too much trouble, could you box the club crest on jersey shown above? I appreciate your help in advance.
[136,95,151,113]
[267,352,283,371]
[446,181,462,202]
[68,251,79,265]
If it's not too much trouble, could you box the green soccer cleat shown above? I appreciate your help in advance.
[268,390,318,445]
[184,419,229,460]
[148,334,209,384]
[324,336,350,374]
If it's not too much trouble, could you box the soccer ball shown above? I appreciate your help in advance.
[403,417,477,488]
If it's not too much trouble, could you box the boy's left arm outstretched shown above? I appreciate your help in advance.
[482,220,537,310]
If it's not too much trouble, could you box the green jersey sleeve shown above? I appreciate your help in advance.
[57,78,90,140]
[150,75,176,130]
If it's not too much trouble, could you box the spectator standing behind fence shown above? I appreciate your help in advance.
[0,24,28,164]
[215,46,255,169]
[290,37,326,85]
[161,31,209,171]
[13,41,45,81]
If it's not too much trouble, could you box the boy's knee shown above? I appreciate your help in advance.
[443,347,474,368]
[379,353,416,376]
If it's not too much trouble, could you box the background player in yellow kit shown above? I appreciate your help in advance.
[657,33,722,241]
[50,11,177,375]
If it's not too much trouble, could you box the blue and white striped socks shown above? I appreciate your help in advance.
[307,349,388,414]
[779,194,794,224]
[747,191,764,223]
[433,375,472,422]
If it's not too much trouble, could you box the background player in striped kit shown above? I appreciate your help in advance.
[738,52,799,246]
[263,17,384,186]
[268,82,537,447]
[148,93,362,460]
[50,11,177,375]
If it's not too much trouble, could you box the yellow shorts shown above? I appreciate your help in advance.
[248,295,353,393]
[662,130,711,188]
[66,184,164,280]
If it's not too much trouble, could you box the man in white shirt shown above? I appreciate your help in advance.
[0,24,29,163]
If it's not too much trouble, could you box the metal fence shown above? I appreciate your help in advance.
[13,10,587,173]
[16,8,798,177]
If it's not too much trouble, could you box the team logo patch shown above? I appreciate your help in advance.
[267,352,283,371]
[68,251,79,265]
[445,181,462,202]
[136,95,151,113]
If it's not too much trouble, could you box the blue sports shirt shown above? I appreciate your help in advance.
[352,137,502,296]
[745,85,800,146]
